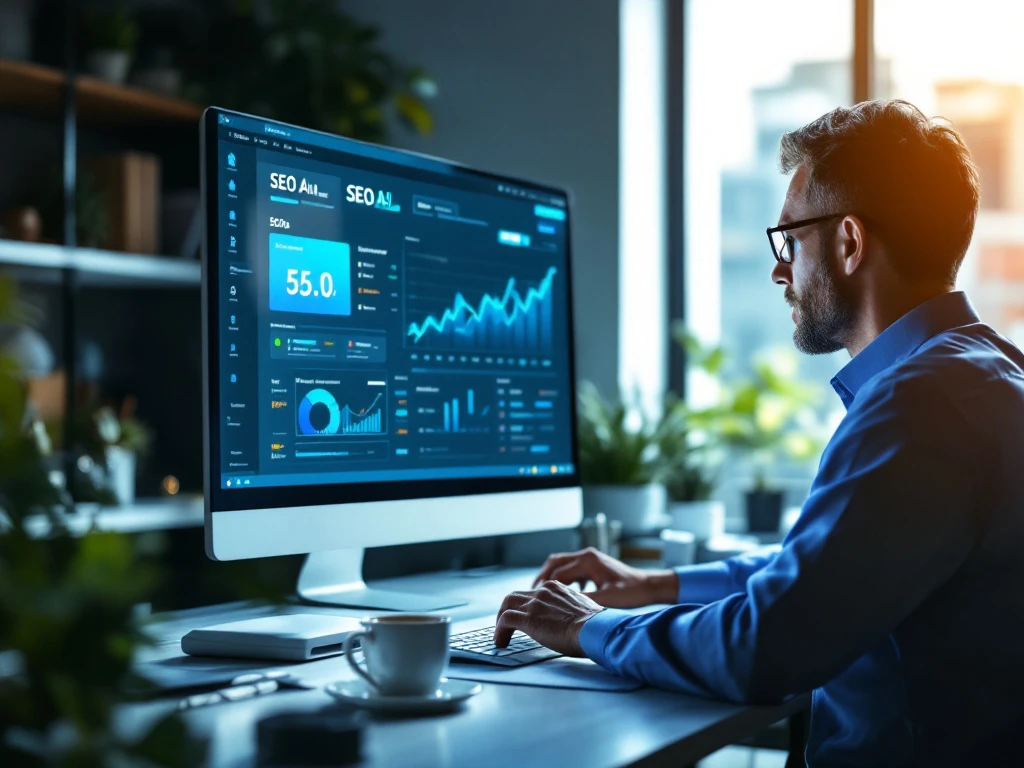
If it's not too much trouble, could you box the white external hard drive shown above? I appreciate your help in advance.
[181,614,363,661]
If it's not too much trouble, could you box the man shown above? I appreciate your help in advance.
[494,100,1024,766]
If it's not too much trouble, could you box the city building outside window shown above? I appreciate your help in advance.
[684,0,852,521]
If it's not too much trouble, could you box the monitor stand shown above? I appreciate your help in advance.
[296,548,469,612]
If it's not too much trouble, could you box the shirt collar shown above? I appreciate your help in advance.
[830,291,980,409]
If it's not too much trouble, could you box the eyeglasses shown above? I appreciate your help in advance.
[766,213,844,263]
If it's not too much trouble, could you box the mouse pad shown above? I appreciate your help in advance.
[446,657,644,692]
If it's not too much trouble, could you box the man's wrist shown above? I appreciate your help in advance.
[571,607,606,656]
[646,569,680,604]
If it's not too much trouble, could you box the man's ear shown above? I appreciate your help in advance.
[836,214,867,276]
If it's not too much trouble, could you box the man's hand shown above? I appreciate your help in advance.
[494,580,605,656]
[532,547,679,608]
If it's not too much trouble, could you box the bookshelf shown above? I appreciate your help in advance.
[0,53,205,515]
[0,59,202,124]
[0,239,201,287]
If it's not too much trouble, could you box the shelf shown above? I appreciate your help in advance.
[0,59,202,125]
[18,496,205,539]
[0,239,200,287]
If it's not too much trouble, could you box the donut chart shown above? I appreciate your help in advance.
[298,387,342,435]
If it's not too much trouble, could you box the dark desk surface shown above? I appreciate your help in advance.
[130,568,809,768]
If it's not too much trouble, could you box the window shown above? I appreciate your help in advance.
[685,0,852,393]
[683,0,853,513]
[679,1,1024,520]
[875,0,1024,346]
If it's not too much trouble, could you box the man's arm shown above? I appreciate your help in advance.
[673,552,777,605]
[505,380,978,702]
[526,544,775,610]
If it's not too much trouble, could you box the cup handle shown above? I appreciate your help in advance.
[343,630,379,691]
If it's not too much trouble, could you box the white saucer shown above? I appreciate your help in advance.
[325,678,482,714]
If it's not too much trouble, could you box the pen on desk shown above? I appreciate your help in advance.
[177,671,313,710]
[179,680,279,710]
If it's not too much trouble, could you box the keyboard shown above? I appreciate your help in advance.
[449,627,562,667]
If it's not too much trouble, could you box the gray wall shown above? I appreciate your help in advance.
[346,0,621,394]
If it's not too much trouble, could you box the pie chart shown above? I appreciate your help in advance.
[297,388,342,435]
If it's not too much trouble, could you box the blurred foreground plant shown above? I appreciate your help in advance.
[0,278,206,767]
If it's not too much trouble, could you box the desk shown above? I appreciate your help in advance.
[131,568,809,768]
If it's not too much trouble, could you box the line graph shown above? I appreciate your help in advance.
[336,393,384,434]
[406,264,557,353]
[296,379,387,436]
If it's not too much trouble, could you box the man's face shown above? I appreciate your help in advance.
[771,166,855,355]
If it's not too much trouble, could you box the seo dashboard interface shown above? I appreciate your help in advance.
[209,113,576,490]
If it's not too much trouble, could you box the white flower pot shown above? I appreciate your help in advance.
[106,446,136,505]
[666,499,725,541]
[660,529,697,566]
[87,50,132,84]
[582,484,667,536]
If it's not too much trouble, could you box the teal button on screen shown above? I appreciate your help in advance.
[269,233,351,316]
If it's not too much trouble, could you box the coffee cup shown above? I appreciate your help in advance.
[342,615,451,697]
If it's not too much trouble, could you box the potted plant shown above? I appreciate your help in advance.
[76,399,152,505]
[658,401,725,541]
[678,327,823,533]
[177,0,436,144]
[577,382,671,536]
[84,8,139,84]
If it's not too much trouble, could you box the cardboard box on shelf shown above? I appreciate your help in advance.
[84,152,161,254]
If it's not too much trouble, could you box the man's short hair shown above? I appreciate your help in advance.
[778,99,981,284]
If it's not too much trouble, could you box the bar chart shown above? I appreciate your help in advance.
[440,387,492,433]
[415,381,493,436]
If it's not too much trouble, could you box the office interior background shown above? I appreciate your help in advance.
[1,1,1021,766]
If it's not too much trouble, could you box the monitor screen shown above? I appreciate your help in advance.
[203,109,578,511]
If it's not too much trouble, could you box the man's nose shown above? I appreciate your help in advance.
[771,260,792,286]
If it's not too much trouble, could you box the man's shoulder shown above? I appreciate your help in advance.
[859,322,1024,413]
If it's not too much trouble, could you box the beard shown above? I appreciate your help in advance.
[785,240,854,355]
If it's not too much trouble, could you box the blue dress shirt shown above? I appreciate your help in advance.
[580,292,1024,766]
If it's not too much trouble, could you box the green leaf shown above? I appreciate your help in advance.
[395,93,434,135]
[731,383,760,416]
[702,347,726,375]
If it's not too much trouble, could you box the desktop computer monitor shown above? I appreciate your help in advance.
[200,107,583,610]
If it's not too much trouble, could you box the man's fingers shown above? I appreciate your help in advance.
[532,548,602,588]
[547,561,591,588]
[494,609,529,647]
[494,591,533,647]
[497,590,532,617]
[532,553,576,587]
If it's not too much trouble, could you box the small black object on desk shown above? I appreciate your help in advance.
[257,710,367,767]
